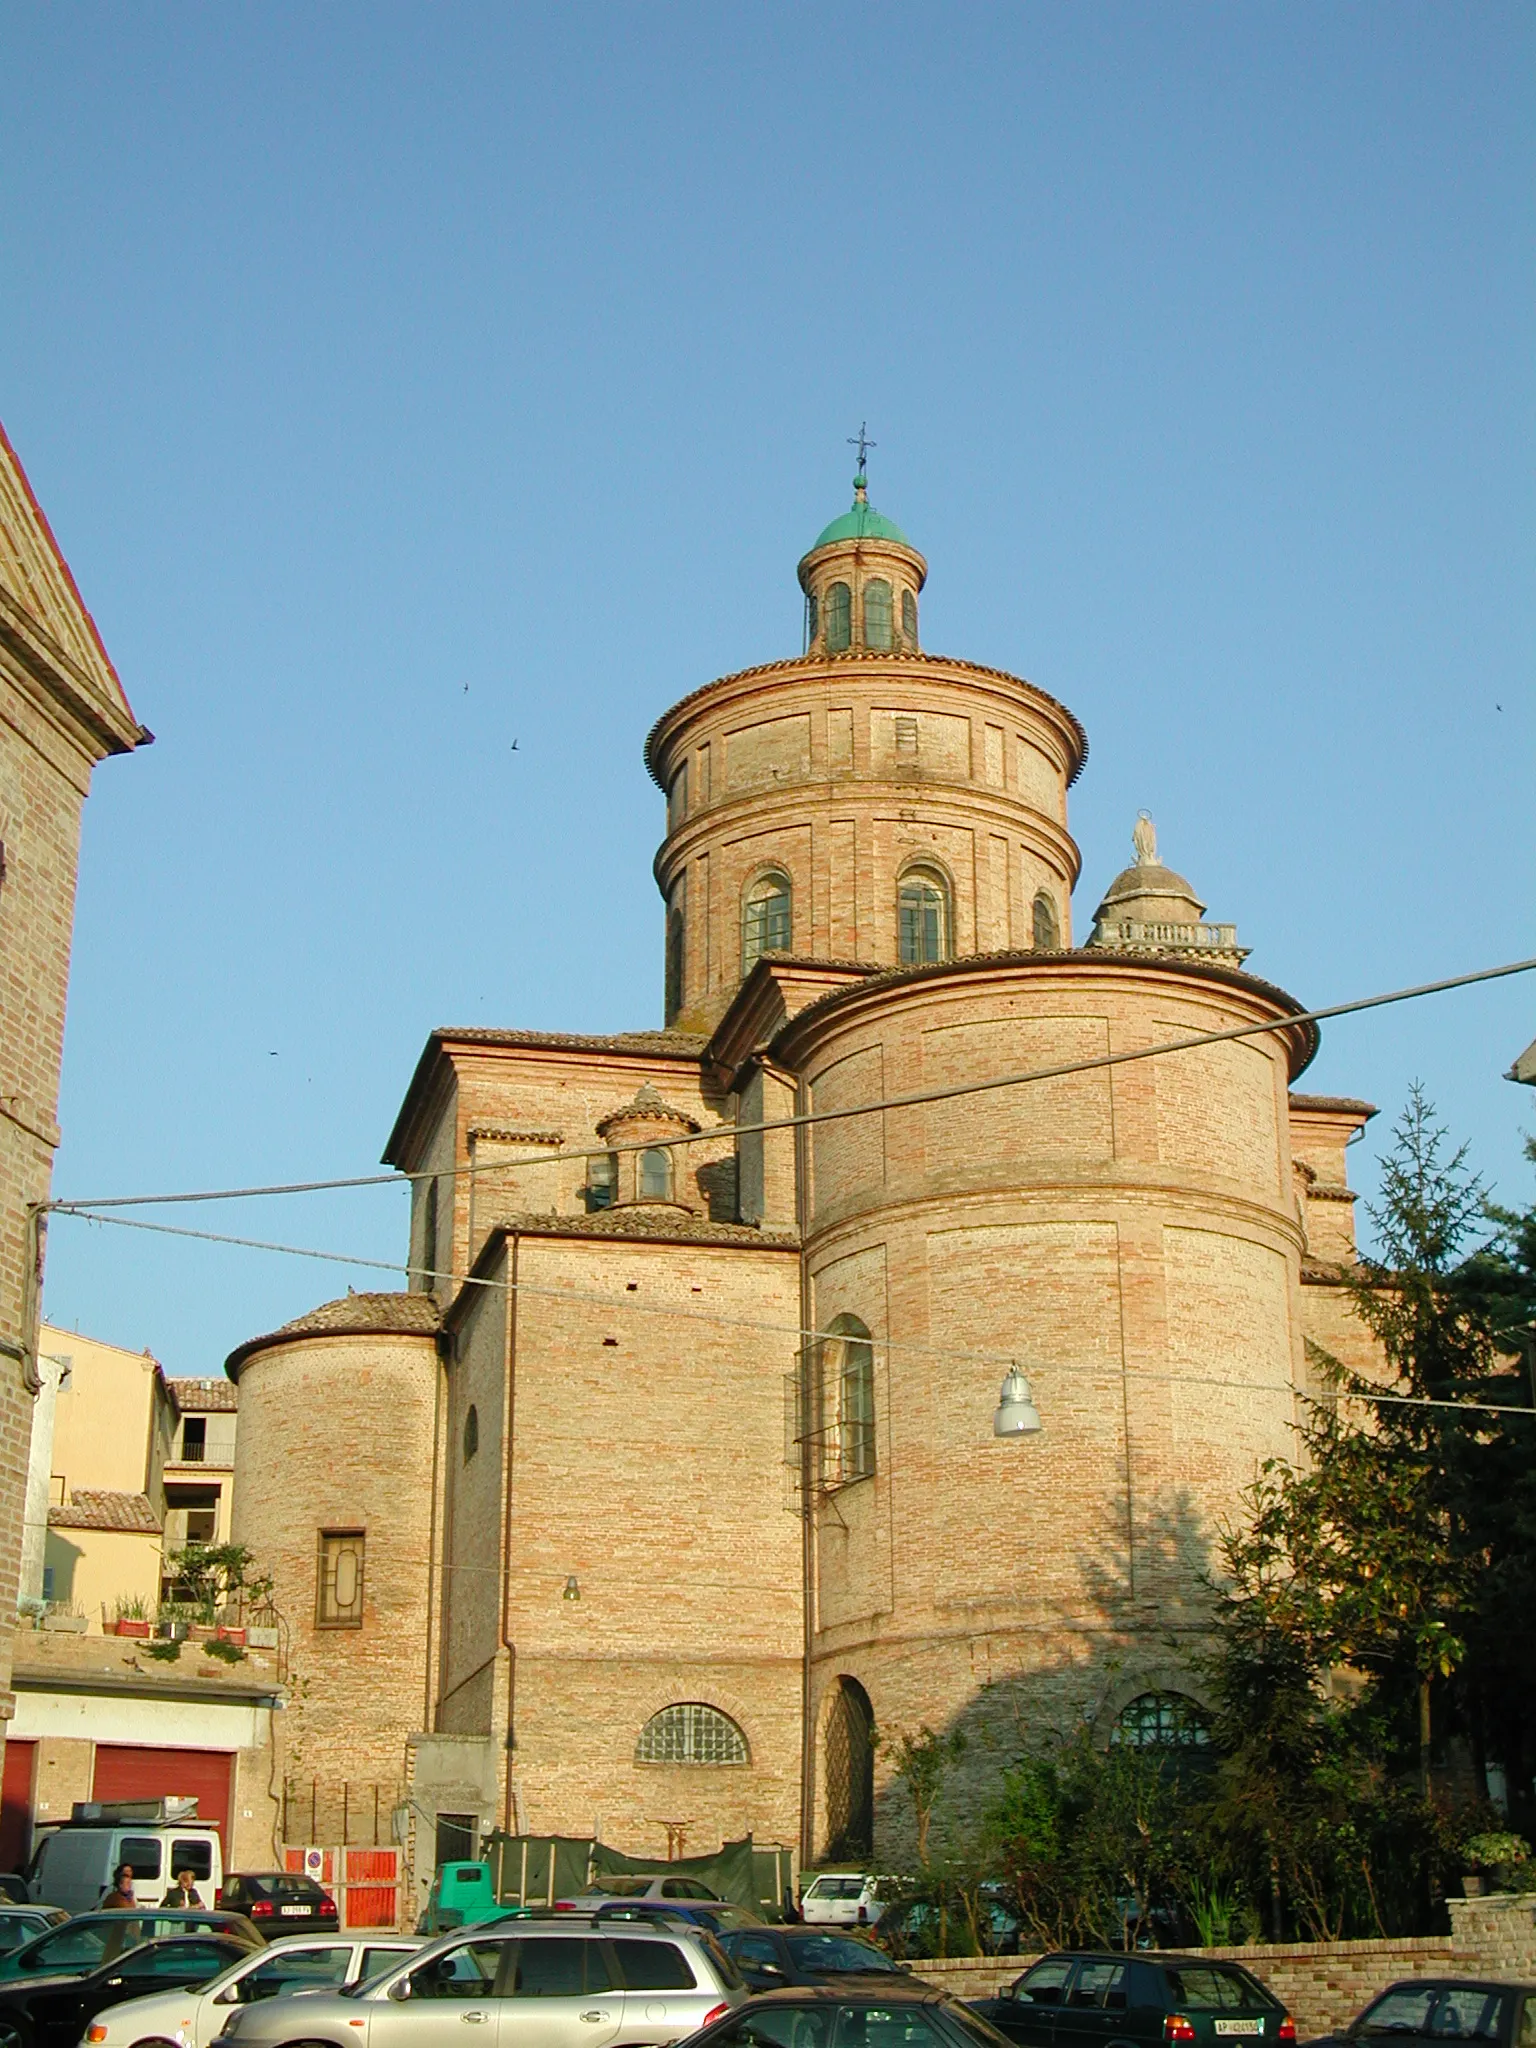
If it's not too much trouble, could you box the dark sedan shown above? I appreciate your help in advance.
[669,1981,1011,2048]
[0,1933,252,2048]
[213,1876,338,1939]
[1303,1979,1536,2048]
[969,1952,1294,2048]
[0,1916,260,1984]
[719,1927,927,1992]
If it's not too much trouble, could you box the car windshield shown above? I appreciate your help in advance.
[1163,1969,1271,2013]
[786,1935,900,1974]
[1430,1992,1509,2042]
[810,1880,869,1901]
[15,1918,155,1973]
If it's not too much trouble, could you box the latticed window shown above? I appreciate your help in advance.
[639,1147,673,1201]
[863,578,893,650]
[316,1530,365,1628]
[901,588,918,646]
[898,869,949,966]
[806,591,820,646]
[1112,1692,1211,1747]
[825,582,852,653]
[635,1702,749,1766]
[1032,890,1060,950]
[742,872,792,972]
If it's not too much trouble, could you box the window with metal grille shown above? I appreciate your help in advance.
[863,578,893,650]
[316,1530,365,1628]
[742,872,792,972]
[179,1417,207,1462]
[1112,1691,1210,1747]
[901,588,918,646]
[639,1148,673,1201]
[825,582,852,653]
[806,591,820,648]
[1032,890,1060,950]
[898,868,949,966]
[635,1702,749,1766]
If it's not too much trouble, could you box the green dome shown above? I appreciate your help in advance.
[808,488,913,553]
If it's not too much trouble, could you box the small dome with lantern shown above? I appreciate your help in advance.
[1087,814,1248,965]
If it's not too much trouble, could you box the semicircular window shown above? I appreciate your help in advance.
[1112,1691,1211,1748]
[635,1702,750,1766]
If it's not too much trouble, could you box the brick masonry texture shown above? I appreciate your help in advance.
[225,505,1386,1867]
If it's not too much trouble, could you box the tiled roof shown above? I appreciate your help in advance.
[1288,1094,1379,1117]
[168,1378,239,1414]
[488,1210,799,1250]
[49,1490,161,1534]
[436,1027,708,1055]
[226,1291,441,1378]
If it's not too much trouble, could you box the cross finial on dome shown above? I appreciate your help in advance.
[847,421,876,500]
[1132,811,1158,866]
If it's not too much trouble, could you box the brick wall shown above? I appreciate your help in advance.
[917,1897,1536,2039]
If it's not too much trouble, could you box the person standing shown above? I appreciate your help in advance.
[100,1865,136,1909]
[160,1868,203,1908]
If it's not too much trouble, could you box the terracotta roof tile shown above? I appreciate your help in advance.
[490,1210,799,1250]
[168,1378,239,1414]
[226,1291,441,1378]
[49,1490,161,1534]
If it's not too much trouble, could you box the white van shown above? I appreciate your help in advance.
[799,1872,885,1927]
[27,1800,223,1914]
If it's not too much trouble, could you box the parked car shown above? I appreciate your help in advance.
[77,1931,425,2048]
[605,1903,766,1938]
[565,1879,729,1906]
[213,1879,338,1940]
[658,1980,1016,2048]
[0,1931,251,2048]
[0,1887,31,1912]
[0,1917,67,1960]
[969,1953,1296,2048]
[719,1928,924,1992]
[879,1890,1023,1960]
[27,1825,223,1917]
[0,1916,260,1986]
[798,1876,887,1929]
[204,1910,747,2048]
[1303,1978,1536,2048]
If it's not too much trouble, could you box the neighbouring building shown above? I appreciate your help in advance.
[0,424,149,1765]
[226,470,1383,1894]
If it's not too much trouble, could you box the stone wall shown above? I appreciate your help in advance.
[915,1895,1536,2040]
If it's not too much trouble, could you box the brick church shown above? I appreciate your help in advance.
[226,470,1378,1887]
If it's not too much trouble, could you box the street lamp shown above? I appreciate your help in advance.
[993,1367,1043,1437]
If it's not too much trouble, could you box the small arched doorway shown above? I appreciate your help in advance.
[823,1676,875,1860]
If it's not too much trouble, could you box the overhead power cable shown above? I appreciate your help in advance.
[53,1204,1536,1419]
[46,952,1536,1214]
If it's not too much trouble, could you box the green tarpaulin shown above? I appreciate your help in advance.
[482,1831,793,1921]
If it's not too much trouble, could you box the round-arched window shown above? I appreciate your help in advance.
[825,582,852,653]
[898,867,950,966]
[901,589,918,647]
[821,1314,875,1485]
[1112,1692,1211,1748]
[636,1702,749,1766]
[863,578,894,650]
[1032,890,1060,950]
[463,1404,479,1462]
[639,1147,673,1201]
[743,871,792,972]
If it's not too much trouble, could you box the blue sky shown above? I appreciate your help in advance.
[4,4,1532,1375]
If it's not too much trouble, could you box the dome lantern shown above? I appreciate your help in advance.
[797,440,927,656]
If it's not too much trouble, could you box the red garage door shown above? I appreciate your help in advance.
[0,1742,36,1872]
[91,1747,233,1841]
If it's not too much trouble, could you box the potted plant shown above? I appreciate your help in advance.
[41,1602,88,1633]
[155,1603,192,1641]
[1462,1832,1532,1897]
[106,1596,152,1637]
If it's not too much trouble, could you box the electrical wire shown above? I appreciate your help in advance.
[46,952,1536,1214]
[53,1204,1536,1418]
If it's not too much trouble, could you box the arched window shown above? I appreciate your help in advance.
[825,582,852,653]
[898,867,950,966]
[901,589,918,647]
[863,578,893,650]
[1112,1692,1211,1748]
[639,1147,673,1201]
[636,1702,749,1766]
[586,1152,618,1212]
[1032,890,1060,950]
[823,1314,875,1484]
[665,902,685,1022]
[742,871,792,972]
[824,1677,874,1860]
[806,591,820,648]
[463,1405,479,1462]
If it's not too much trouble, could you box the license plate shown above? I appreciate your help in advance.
[1216,2023,1262,2036]
[280,1905,310,1917]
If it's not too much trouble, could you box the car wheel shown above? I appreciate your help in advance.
[132,2037,186,2048]
[0,2019,32,2048]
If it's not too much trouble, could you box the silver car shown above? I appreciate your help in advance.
[79,1933,424,2048]
[207,1912,746,2048]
